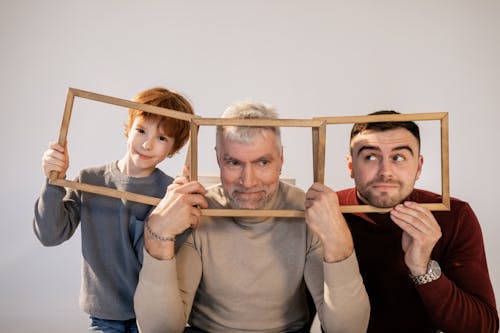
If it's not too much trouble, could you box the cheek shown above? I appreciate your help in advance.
[353,165,374,184]
[220,168,239,186]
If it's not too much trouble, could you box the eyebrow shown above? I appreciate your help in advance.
[357,145,415,157]
[222,154,275,163]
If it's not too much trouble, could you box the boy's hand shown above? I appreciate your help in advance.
[42,142,69,178]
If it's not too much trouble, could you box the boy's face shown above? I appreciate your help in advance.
[347,128,423,208]
[125,116,175,177]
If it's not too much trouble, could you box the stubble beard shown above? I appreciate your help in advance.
[357,179,410,208]
[227,186,277,209]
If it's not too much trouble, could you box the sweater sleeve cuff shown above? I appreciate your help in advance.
[140,248,178,286]
[324,250,362,287]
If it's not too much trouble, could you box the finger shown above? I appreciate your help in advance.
[391,203,434,232]
[182,164,190,179]
[173,176,189,186]
[48,142,65,153]
[403,201,438,228]
[167,177,189,192]
[173,181,207,196]
[186,193,208,209]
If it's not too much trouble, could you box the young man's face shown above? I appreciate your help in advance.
[348,128,423,208]
[125,116,174,177]
[217,130,283,209]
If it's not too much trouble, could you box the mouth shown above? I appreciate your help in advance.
[136,152,152,160]
[370,183,399,191]
[234,191,265,200]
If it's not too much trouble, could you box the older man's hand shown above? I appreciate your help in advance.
[305,183,354,263]
[145,180,208,260]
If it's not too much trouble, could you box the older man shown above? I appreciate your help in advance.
[134,101,370,333]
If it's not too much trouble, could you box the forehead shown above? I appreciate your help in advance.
[350,128,419,151]
[132,115,169,132]
[220,131,280,159]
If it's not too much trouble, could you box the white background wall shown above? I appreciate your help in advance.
[1,1,499,332]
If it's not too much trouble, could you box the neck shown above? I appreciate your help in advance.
[117,157,154,178]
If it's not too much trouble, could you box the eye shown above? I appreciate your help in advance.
[364,154,378,161]
[135,128,145,134]
[225,159,240,167]
[159,136,168,142]
[392,155,406,162]
[258,159,269,166]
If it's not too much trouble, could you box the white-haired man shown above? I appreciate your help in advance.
[134,101,370,333]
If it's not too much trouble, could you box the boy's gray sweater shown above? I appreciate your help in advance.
[33,162,173,320]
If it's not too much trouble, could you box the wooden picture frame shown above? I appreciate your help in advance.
[188,117,326,218]
[315,112,450,213]
[50,88,449,217]
[48,88,196,206]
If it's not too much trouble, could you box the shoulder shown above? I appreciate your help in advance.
[411,189,472,212]
[151,168,174,187]
[336,188,357,205]
[76,163,109,179]
[205,184,229,209]
[277,181,306,210]
[412,189,479,230]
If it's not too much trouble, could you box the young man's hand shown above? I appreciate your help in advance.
[390,201,442,276]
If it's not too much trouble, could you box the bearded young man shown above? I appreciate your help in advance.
[337,110,498,333]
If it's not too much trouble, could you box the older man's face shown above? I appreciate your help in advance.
[217,131,283,209]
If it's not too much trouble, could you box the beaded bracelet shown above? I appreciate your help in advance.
[145,219,175,242]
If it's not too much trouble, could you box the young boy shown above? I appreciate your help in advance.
[33,87,194,332]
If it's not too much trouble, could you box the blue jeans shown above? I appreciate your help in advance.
[89,317,138,333]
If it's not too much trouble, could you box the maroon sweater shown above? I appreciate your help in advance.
[337,188,498,333]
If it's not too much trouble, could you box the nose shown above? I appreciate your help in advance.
[240,165,258,188]
[378,158,393,179]
[142,138,154,150]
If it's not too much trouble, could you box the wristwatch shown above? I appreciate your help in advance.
[410,260,442,285]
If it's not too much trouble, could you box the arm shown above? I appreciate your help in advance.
[304,183,370,332]
[134,235,202,333]
[143,180,207,260]
[391,201,499,332]
[33,142,80,246]
[304,241,370,333]
[135,180,207,332]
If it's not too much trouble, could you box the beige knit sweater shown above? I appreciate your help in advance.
[134,182,369,333]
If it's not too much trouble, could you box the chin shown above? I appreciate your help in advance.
[232,199,266,210]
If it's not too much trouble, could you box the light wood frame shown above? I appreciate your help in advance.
[48,87,196,206]
[50,88,449,217]
[315,112,450,213]
[188,117,326,218]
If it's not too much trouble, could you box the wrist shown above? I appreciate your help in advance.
[145,218,175,242]
[410,260,442,285]
[144,218,175,260]
[323,244,354,263]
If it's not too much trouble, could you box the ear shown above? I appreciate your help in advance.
[347,153,354,179]
[279,146,284,168]
[215,147,221,167]
[415,155,424,180]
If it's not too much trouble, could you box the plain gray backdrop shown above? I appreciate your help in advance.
[1,1,499,332]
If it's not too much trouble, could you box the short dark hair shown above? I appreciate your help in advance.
[350,110,420,147]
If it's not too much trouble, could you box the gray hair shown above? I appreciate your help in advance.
[216,100,282,153]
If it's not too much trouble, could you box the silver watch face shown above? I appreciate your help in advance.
[411,260,442,285]
[428,260,441,278]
